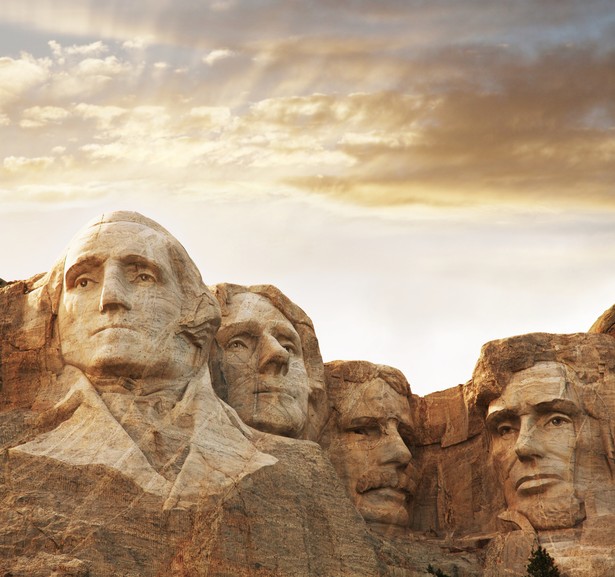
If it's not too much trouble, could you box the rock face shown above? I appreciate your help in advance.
[209,283,327,442]
[1,211,614,577]
[468,332,615,577]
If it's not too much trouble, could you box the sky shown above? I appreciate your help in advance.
[1,0,615,396]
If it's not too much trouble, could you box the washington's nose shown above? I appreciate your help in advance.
[381,423,412,468]
[257,333,290,376]
[99,266,132,313]
[514,419,543,460]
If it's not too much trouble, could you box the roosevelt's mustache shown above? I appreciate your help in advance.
[356,467,418,496]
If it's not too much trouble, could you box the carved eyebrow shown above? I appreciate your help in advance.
[118,254,165,281]
[485,409,517,428]
[344,416,381,429]
[64,255,104,286]
[216,320,260,343]
[270,323,302,347]
[533,399,581,416]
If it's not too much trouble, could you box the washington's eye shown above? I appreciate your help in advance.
[75,277,95,288]
[136,273,155,283]
[227,339,247,350]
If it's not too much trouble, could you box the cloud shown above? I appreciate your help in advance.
[203,49,235,66]
[0,54,50,108]
[73,103,127,129]
[189,106,231,127]
[20,105,70,128]
[0,8,614,213]
[3,155,54,172]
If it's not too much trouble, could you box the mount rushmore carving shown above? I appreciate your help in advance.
[1,212,614,577]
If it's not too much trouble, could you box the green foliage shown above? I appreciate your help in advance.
[426,564,452,577]
[526,546,561,577]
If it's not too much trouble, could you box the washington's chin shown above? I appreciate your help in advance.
[66,352,188,381]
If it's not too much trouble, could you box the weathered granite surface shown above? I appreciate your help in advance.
[1,212,614,577]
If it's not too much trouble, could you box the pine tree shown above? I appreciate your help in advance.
[426,564,451,577]
[526,546,561,577]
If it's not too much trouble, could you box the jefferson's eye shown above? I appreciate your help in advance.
[79,279,89,288]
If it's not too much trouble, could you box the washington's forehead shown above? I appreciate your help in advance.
[226,292,292,326]
[64,222,171,268]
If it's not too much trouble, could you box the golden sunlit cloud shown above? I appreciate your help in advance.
[0,4,613,213]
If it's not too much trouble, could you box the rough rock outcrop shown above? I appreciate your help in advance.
[2,211,614,577]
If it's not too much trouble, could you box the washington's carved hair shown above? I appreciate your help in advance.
[37,211,221,360]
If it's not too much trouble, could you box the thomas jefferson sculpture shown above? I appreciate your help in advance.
[210,283,327,441]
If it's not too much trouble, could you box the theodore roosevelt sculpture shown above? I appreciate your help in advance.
[210,283,327,441]
[321,360,418,532]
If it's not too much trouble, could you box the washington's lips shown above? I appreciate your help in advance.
[92,324,138,335]
[515,473,563,492]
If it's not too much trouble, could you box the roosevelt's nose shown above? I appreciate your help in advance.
[380,421,412,468]
[514,418,543,460]
[257,333,290,376]
[99,265,132,313]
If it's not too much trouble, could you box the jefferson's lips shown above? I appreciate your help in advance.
[515,474,562,491]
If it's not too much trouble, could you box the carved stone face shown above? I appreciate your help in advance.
[325,378,415,527]
[487,362,585,530]
[57,221,197,381]
[215,292,311,437]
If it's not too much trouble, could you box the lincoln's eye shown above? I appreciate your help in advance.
[497,425,515,437]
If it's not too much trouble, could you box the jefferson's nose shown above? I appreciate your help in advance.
[257,333,290,376]
[380,422,412,468]
[99,266,132,313]
[514,419,543,460]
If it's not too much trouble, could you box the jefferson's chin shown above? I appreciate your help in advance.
[249,398,305,437]
[358,491,411,527]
